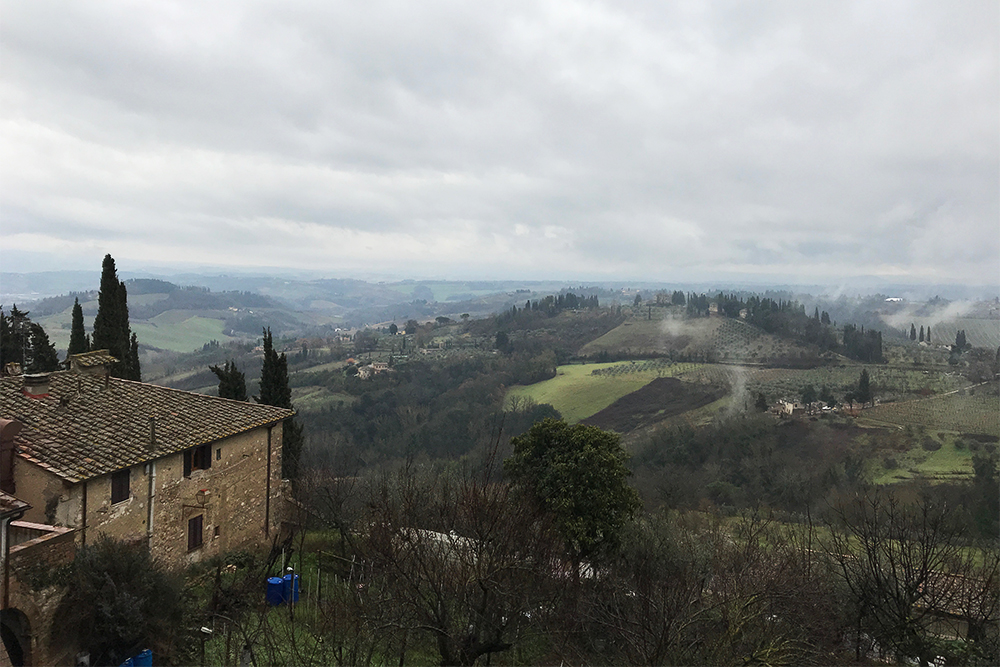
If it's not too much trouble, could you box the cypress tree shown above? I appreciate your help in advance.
[257,328,291,409]
[256,328,302,479]
[68,297,89,357]
[210,360,248,401]
[127,332,141,381]
[92,255,140,380]
[857,368,873,406]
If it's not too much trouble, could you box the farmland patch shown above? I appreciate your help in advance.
[581,377,726,433]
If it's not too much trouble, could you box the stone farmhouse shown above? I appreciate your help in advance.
[0,351,294,666]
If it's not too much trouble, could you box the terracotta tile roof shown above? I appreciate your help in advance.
[68,349,118,368]
[0,491,30,518]
[0,371,294,483]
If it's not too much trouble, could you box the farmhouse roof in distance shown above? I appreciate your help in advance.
[0,370,294,483]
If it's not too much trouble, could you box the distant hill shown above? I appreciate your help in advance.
[579,311,829,367]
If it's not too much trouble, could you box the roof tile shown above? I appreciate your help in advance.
[0,372,294,483]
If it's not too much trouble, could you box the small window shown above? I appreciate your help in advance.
[111,469,130,504]
[214,525,220,538]
[188,515,204,550]
[216,448,221,461]
[183,444,212,477]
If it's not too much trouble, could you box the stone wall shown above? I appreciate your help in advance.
[6,528,77,667]
[12,423,283,568]
[8,460,77,528]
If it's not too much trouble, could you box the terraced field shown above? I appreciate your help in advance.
[675,364,969,403]
[578,314,819,364]
[862,388,1000,437]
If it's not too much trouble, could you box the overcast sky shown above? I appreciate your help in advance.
[2,1,997,285]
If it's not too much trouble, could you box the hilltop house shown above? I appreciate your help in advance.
[0,350,294,665]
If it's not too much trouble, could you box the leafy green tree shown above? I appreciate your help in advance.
[754,391,769,412]
[404,319,418,335]
[68,297,89,357]
[256,328,303,479]
[495,330,509,352]
[210,359,248,401]
[1,306,59,373]
[0,305,29,370]
[819,384,835,406]
[28,323,60,372]
[388,322,398,335]
[800,384,818,405]
[505,419,640,574]
[54,535,187,666]
[633,293,642,307]
[92,254,140,380]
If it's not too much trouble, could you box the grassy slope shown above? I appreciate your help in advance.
[506,361,705,423]
[132,316,234,352]
[870,432,979,484]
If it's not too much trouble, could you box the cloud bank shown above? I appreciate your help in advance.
[2,0,997,284]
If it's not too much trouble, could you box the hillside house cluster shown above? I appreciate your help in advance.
[0,351,294,666]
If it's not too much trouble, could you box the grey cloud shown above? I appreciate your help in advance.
[1,0,996,284]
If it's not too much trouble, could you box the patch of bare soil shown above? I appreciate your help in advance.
[582,377,725,433]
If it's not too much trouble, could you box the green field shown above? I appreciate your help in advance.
[506,360,705,423]
[292,387,355,411]
[132,316,235,352]
[870,432,979,485]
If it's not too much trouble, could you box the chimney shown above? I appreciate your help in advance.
[22,373,51,399]
[0,419,23,494]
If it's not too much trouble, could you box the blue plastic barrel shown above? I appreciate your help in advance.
[132,649,153,667]
[266,576,285,605]
[117,659,133,667]
[282,573,300,603]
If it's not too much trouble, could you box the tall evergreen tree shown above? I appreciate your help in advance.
[256,328,303,479]
[68,297,89,357]
[926,325,931,343]
[910,323,917,341]
[919,325,924,342]
[1,305,31,371]
[857,368,873,406]
[210,360,248,401]
[127,332,141,381]
[28,323,60,372]
[92,254,141,380]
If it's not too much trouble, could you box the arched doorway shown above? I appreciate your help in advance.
[1,608,31,667]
